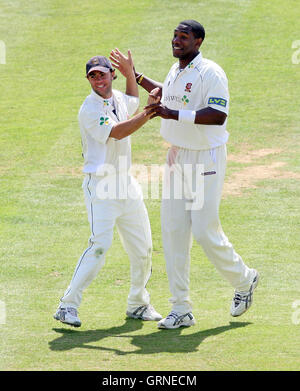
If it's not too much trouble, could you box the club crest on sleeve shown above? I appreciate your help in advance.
[185,82,193,92]
[208,97,227,107]
[99,116,109,125]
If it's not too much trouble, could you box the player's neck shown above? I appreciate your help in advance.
[179,51,199,69]
[93,88,113,100]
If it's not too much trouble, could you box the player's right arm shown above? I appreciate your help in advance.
[134,71,163,98]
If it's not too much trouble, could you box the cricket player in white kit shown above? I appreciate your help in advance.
[53,49,162,327]
[136,20,259,329]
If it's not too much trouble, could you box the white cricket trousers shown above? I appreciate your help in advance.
[60,173,152,312]
[161,144,256,314]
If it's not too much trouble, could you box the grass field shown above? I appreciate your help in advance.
[0,0,300,371]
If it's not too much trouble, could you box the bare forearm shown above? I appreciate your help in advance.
[109,111,149,140]
[145,104,227,125]
[126,69,139,97]
[135,72,163,94]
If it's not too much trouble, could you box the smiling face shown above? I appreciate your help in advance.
[87,70,114,99]
[172,25,203,66]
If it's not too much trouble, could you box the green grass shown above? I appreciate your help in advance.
[0,0,300,371]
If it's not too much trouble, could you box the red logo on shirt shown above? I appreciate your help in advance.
[185,83,192,93]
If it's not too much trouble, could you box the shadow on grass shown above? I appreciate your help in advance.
[49,319,251,354]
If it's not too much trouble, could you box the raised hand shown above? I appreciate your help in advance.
[109,48,134,78]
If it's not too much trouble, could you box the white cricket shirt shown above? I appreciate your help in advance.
[78,89,139,174]
[160,52,230,150]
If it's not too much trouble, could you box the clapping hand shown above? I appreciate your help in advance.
[147,87,161,105]
[145,88,173,119]
[109,48,134,78]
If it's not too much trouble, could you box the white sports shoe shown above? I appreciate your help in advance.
[126,304,162,321]
[230,271,259,317]
[157,311,195,329]
[53,306,81,327]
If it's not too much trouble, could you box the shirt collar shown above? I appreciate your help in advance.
[90,89,114,105]
[175,51,203,72]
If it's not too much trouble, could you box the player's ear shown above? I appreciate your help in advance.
[196,37,203,49]
[111,70,117,80]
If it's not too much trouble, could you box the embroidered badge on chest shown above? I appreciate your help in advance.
[100,116,109,125]
[185,82,193,93]
[103,100,110,106]
[182,95,189,105]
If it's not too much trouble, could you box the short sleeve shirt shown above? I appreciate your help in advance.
[78,89,139,174]
[160,52,230,150]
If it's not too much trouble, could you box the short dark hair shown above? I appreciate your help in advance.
[178,20,205,40]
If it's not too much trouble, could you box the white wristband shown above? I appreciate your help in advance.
[178,110,196,124]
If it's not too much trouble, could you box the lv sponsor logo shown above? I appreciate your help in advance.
[208,97,227,107]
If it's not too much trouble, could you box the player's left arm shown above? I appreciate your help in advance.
[144,104,226,125]
[110,48,138,98]
[145,67,228,125]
